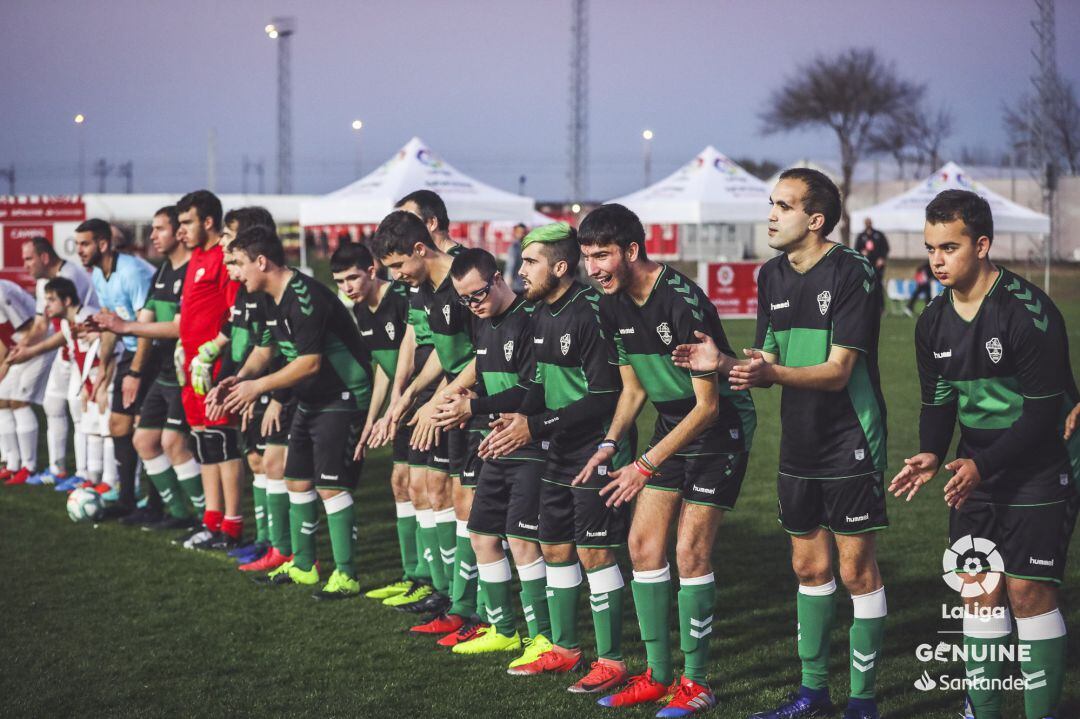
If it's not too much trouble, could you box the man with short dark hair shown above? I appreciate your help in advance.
[93,206,202,531]
[331,241,420,597]
[676,168,888,719]
[579,203,756,712]
[0,279,48,485]
[890,189,1078,719]
[18,235,97,487]
[74,217,156,520]
[211,225,373,600]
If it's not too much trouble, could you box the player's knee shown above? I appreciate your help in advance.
[161,430,190,462]
[791,555,832,585]
[838,561,880,596]
[578,548,615,572]
[628,529,666,569]
[261,451,285,479]
[109,413,133,438]
[675,544,712,578]
[247,452,263,475]
[470,532,502,556]
[131,430,160,459]
[1007,580,1058,617]
[541,543,576,566]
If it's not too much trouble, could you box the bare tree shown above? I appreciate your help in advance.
[760,48,924,244]
[910,107,953,175]
[868,107,919,179]
[1004,72,1080,175]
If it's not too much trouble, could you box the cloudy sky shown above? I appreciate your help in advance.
[1,0,1077,200]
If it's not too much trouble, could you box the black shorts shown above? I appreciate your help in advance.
[137,380,188,433]
[285,401,366,490]
[262,400,293,448]
[458,430,484,488]
[392,422,411,464]
[111,351,154,416]
[647,451,749,509]
[244,397,269,453]
[949,497,1080,583]
[777,472,889,535]
[538,441,628,548]
[469,456,544,541]
[448,427,471,478]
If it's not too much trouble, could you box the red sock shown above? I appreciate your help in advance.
[203,509,223,532]
[221,515,244,539]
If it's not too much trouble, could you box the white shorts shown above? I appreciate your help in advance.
[80,400,110,437]
[0,349,56,404]
[45,357,72,402]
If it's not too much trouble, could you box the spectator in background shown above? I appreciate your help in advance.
[504,223,526,293]
[855,217,889,312]
[904,260,933,317]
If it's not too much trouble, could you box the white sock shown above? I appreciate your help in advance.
[86,433,103,481]
[73,427,88,477]
[44,395,69,473]
[14,406,39,471]
[102,437,117,488]
[0,408,20,471]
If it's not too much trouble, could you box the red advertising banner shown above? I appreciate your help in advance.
[701,260,762,319]
[3,224,53,268]
[644,224,678,258]
[0,196,86,222]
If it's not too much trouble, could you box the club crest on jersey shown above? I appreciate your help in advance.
[985,337,1003,364]
[656,322,673,345]
[194,267,206,282]
[854,448,866,461]
[817,290,832,315]
[503,339,514,361]
[442,304,450,325]
[560,333,571,356]
[384,321,395,340]
[173,279,182,294]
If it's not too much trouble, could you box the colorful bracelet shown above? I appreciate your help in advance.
[633,459,656,478]
[638,452,660,473]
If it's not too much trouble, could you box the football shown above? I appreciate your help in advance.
[66,488,104,523]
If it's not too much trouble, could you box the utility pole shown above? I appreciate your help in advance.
[117,161,133,193]
[92,158,113,193]
[0,164,14,195]
[266,17,296,195]
[568,0,588,203]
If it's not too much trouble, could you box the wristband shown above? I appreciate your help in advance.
[633,459,657,479]
[125,369,142,379]
[637,452,660,474]
[598,439,617,452]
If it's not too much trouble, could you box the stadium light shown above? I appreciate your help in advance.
[74,113,86,194]
[571,203,582,213]
[351,119,364,176]
[642,129,654,185]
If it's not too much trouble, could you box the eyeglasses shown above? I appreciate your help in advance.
[456,279,494,307]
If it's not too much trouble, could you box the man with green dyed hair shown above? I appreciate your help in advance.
[891,189,1078,719]
[676,168,888,719]
[481,222,633,694]
[578,203,756,716]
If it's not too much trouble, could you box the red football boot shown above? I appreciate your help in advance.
[409,613,465,636]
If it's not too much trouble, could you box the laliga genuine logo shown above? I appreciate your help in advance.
[942,534,1004,597]
[416,148,444,169]
[713,155,739,176]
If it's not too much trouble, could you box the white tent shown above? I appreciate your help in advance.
[300,137,535,226]
[606,146,770,224]
[850,162,1050,235]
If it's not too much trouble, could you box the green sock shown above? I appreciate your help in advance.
[679,573,716,683]
[418,510,447,591]
[547,561,582,649]
[252,474,269,543]
[145,456,188,519]
[1017,610,1067,719]
[518,557,551,639]
[434,508,457,579]
[632,567,674,684]
[323,492,357,578]
[587,564,624,661]
[963,611,1012,719]
[449,522,478,617]
[289,490,319,572]
[479,557,516,635]
[265,480,291,554]
[797,581,836,690]
[395,502,419,580]
[849,587,886,699]
[413,522,431,581]
[173,458,204,511]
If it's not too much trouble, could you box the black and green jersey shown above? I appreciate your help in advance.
[407,285,434,347]
[527,282,620,452]
[600,264,756,455]
[416,267,476,378]
[471,294,536,434]
[916,267,1077,504]
[352,281,409,380]
[754,243,887,479]
[258,271,372,410]
[229,285,264,366]
[144,259,187,385]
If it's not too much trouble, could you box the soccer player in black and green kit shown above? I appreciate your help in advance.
[330,242,421,600]
[575,204,756,714]
[481,222,632,691]
[429,247,551,662]
[210,225,373,600]
[372,210,486,642]
[890,190,1079,719]
[676,169,888,719]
